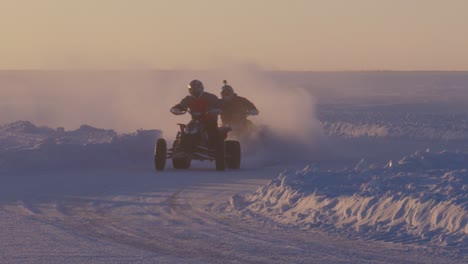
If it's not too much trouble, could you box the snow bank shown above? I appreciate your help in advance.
[320,111,468,140]
[227,151,468,248]
[0,121,160,171]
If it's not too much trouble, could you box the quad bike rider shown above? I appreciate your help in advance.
[154,80,241,171]
[220,80,259,138]
[171,79,221,148]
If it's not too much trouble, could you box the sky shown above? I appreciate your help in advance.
[0,0,467,71]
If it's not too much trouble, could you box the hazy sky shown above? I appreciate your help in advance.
[1,0,467,70]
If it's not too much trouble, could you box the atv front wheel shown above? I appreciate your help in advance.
[154,138,167,171]
[225,140,241,169]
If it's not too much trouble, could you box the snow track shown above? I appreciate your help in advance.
[0,167,462,263]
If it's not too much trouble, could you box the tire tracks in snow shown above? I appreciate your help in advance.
[3,175,462,264]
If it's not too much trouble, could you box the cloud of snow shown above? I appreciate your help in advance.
[0,64,325,165]
[180,65,322,138]
[1,65,321,129]
[0,71,186,135]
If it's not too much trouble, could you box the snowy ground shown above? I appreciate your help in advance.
[1,71,467,263]
[1,167,461,263]
[226,151,467,250]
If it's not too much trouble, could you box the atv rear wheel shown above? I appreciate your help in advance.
[172,157,191,169]
[225,140,241,169]
[215,141,226,171]
[154,138,167,171]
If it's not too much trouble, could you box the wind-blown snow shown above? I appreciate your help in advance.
[227,150,468,249]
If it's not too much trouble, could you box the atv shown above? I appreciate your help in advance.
[154,110,241,171]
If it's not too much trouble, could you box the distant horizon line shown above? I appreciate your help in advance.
[0,69,467,73]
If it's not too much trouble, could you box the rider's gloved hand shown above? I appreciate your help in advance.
[170,107,185,115]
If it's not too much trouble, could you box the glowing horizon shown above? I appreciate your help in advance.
[1,0,467,71]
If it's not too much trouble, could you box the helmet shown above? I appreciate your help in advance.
[221,82,235,100]
[188,80,204,98]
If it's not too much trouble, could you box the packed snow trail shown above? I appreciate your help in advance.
[0,164,461,263]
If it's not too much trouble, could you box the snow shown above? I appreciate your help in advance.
[226,151,468,250]
[0,121,160,171]
[1,71,468,263]
[319,109,468,140]
[1,120,466,263]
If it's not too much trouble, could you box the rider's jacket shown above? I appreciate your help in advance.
[172,92,220,122]
[220,94,257,125]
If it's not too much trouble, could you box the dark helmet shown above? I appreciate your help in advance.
[188,80,204,98]
[221,80,235,100]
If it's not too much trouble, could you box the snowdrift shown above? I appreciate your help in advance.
[227,150,468,248]
[319,110,468,140]
[0,121,160,171]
